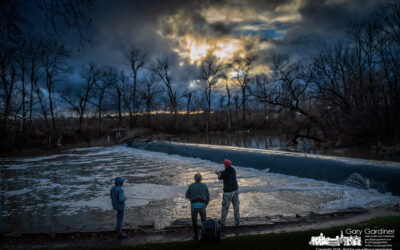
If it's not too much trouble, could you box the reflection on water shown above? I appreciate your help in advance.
[175,131,384,160]
[0,145,398,233]
[176,131,318,153]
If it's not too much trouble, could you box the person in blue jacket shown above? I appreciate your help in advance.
[215,159,240,227]
[110,177,127,238]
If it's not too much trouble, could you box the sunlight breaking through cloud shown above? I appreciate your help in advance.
[156,1,303,65]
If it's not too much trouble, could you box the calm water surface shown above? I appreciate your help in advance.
[175,131,387,161]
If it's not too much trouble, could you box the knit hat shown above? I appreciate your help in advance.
[224,159,231,167]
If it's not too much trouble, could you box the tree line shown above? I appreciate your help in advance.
[1,0,399,151]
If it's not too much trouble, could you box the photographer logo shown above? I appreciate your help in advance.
[309,231,362,247]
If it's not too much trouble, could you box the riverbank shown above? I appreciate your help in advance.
[1,205,399,249]
[0,128,152,158]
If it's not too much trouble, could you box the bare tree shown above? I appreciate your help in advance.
[103,67,128,128]
[252,73,273,125]
[26,39,43,125]
[0,44,16,135]
[1,0,94,43]
[128,46,147,128]
[222,73,232,129]
[379,0,400,45]
[233,92,240,124]
[151,57,178,116]
[90,67,110,133]
[61,63,98,131]
[16,39,28,131]
[138,75,160,126]
[199,54,222,132]
[33,76,50,130]
[41,39,69,131]
[0,0,29,42]
[232,56,254,127]
[182,91,193,118]
[269,55,326,141]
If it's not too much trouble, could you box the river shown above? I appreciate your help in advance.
[173,131,392,161]
[0,145,399,233]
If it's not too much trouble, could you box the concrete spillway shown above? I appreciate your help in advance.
[129,140,400,195]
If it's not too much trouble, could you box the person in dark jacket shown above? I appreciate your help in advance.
[214,159,240,226]
[185,173,210,240]
[110,177,127,238]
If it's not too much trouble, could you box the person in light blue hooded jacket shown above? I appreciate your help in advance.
[110,177,127,238]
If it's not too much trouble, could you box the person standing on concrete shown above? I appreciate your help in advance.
[110,177,127,238]
[214,159,240,227]
[185,173,210,240]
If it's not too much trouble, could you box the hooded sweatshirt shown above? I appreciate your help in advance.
[110,177,126,211]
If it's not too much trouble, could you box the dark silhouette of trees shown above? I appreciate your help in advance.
[41,39,69,131]
[222,72,232,129]
[270,56,325,142]
[38,0,94,43]
[1,0,400,152]
[379,0,400,45]
[199,54,222,132]
[0,0,29,42]
[151,57,178,116]
[0,0,94,43]
[232,56,254,127]
[61,63,98,131]
[252,73,272,125]
[0,44,16,136]
[182,91,193,118]
[90,68,110,133]
[16,39,28,131]
[128,46,147,128]
[103,67,123,127]
[138,75,160,126]
[26,39,43,126]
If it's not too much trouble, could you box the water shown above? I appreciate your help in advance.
[174,131,389,161]
[175,132,312,152]
[131,141,400,195]
[1,145,399,233]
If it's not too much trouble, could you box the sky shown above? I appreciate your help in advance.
[28,0,383,92]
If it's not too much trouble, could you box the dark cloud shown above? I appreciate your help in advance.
[245,0,294,9]
[299,0,378,31]
[270,0,383,58]
[26,0,386,89]
[210,22,233,36]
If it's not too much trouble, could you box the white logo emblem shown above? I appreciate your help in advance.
[309,231,362,247]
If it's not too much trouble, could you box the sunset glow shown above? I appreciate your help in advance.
[188,39,209,64]
[173,36,243,65]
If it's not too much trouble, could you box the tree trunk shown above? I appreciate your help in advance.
[117,90,122,128]
[131,74,137,128]
[79,114,83,132]
[146,83,152,126]
[21,64,26,132]
[47,77,56,131]
[98,108,102,134]
[242,87,246,127]
[225,81,231,129]
[29,63,35,125]
[234,95,239,124]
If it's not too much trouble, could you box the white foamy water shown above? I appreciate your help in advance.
[0,145,398,233]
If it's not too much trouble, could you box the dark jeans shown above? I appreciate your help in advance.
[191,207,206,237]
[116,210,124,235]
